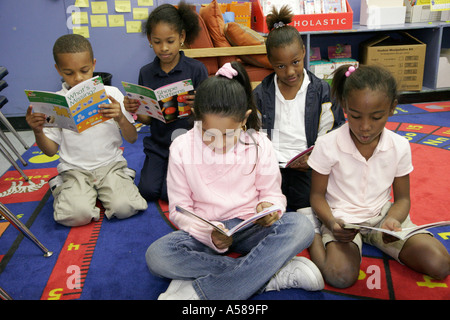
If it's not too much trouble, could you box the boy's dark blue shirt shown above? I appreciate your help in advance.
[138,51,208,155]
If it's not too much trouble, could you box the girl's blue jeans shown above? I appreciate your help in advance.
[145,211,314,300]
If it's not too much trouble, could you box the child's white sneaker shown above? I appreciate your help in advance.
[158,280,200,300]
[266,256,324,292]
[297,207,321,234]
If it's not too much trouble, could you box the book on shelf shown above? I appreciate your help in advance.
[322,0,345,13]
[25,76,109,133]
[122,79,194,123]
[343,221,450,240]
[175,204,283,236]
[285,145,315,169]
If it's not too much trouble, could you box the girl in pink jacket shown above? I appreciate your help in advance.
[146,62,323,300]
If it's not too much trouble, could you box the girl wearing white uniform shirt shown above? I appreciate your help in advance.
[308,64,450,289]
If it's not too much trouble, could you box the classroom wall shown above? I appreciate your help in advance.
[0,0,362,118]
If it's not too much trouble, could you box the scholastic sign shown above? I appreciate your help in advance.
[251,0,353,33]
[291,15,351,31]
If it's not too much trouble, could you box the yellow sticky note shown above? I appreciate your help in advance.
[109,15,125,27]
[73,26,90,38]
[115,0,131,12]
[72,11,89,25]
[90,15,107,27]
[137,0,153,6]
[133,8,149,20]
[126,21,142,33]
[91,1,108,14]
[75,0,89,7]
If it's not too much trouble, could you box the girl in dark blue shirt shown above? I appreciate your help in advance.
[253,6,344,211]
[125,2,208,202]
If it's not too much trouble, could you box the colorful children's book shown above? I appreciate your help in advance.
[285,145,315,169]
[25,76,109,133]
[343,221,450,240]
[122,79,194,123]
[304,0,316,13]
[175,204,283,236]
[322,0,342,13]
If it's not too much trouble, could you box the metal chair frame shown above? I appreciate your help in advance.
[0,66,30,179]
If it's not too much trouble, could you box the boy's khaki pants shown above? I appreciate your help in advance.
[51,161,148,227]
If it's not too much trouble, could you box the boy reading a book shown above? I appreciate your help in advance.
[26,34,147,227]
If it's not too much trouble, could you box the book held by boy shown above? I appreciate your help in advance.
[122,79,194,123]
[175,204,283,236]
[285,145,315,169]
[343,221,450,240]
[25,76,109,133]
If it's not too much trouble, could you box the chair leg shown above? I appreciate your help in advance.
[0,111,29,150]
[0,142,28,181]
[0,128,27,166]
[0,286,13,300]
[0,202,53,257]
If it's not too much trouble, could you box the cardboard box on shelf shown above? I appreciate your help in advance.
[360,0,406,27]
[251,0,353,33]
[359,32,426,91]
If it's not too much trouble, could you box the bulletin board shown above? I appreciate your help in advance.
[67,0,154,39]
[1,0,211,117]
[62,0,159,91]
[61,0,213,93]
[0,0,165,117]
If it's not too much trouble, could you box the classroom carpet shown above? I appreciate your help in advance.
[0,101,449,301]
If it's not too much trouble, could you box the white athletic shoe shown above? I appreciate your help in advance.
[266,256,324,292]
[158,280,200,300]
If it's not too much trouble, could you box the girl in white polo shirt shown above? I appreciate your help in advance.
[307,64,450,288]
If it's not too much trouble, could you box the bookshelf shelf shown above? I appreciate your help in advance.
[301,22,450,92]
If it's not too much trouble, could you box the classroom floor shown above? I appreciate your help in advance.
[1,99,449,301]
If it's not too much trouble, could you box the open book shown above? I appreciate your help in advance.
[343,221,450,240]
[122,79,194,123]
[25,76,109,133]
[175,204,283,236]
[285,146,315,169]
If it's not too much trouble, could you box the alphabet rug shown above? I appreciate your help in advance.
[0,101,449,301]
